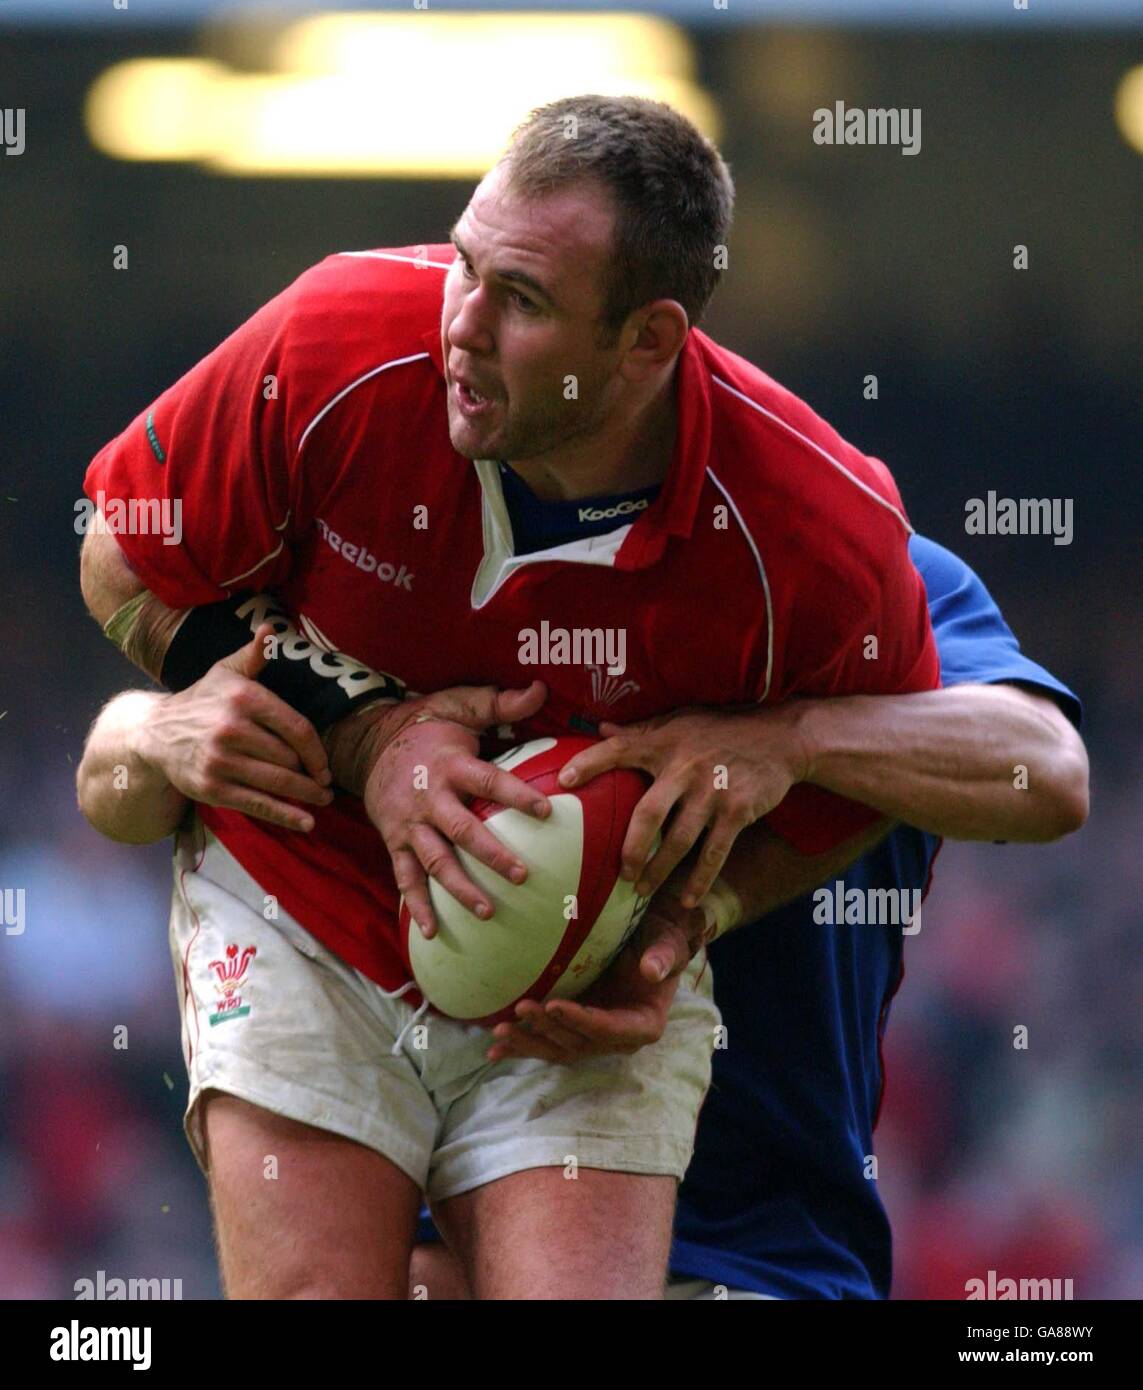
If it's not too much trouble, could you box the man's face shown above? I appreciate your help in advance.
[441,164,628,463]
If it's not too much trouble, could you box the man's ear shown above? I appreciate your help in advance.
[620,300,689,382]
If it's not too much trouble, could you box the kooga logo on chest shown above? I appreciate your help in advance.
[316,518,413,590]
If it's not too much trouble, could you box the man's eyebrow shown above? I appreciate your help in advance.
[448,229,558,309]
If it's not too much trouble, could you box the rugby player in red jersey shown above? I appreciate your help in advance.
[78,96,939,1298]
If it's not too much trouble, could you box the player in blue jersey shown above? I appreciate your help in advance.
[408,532,1087,1298]
[664,538,1085,1299]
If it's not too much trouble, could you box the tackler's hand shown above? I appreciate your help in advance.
[555,704,811,908]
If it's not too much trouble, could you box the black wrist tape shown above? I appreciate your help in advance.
[160,592,405,732]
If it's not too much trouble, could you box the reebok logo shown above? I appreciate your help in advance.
[576,498,649,524]
[316,518,413,590]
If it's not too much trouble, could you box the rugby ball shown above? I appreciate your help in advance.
[399,736,654,1026]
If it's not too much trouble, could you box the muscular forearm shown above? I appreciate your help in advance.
[795,684,1088,843]
[76,691,189,844]
[682,680,1087,947]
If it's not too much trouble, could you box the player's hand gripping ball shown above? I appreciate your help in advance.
[399,736,656,1025]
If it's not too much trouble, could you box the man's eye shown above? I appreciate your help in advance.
[457,262,535,312]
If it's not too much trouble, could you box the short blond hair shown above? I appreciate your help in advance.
[499,94,735,337]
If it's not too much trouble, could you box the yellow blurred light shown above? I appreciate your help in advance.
[274,13,692,81]
[85,59,227,161]
[84,14,719,178]
[1113,65,1143,155]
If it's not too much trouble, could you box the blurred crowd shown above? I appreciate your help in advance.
[882,789,1143,1300]
[0,755,222,1298]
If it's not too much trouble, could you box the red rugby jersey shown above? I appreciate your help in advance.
[85,245,939,991]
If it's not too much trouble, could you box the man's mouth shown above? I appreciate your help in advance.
[455,379,497,417]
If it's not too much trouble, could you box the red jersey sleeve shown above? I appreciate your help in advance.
[83,277,313,610]
[759,457,940,856]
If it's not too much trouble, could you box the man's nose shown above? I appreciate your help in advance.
[447,285,495,356]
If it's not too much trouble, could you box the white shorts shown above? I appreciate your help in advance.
[169,820,720,1203]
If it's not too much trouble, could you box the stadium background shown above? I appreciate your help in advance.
[0,1,1139,1299]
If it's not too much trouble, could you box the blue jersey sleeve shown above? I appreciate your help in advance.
[909,535,1081,729]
